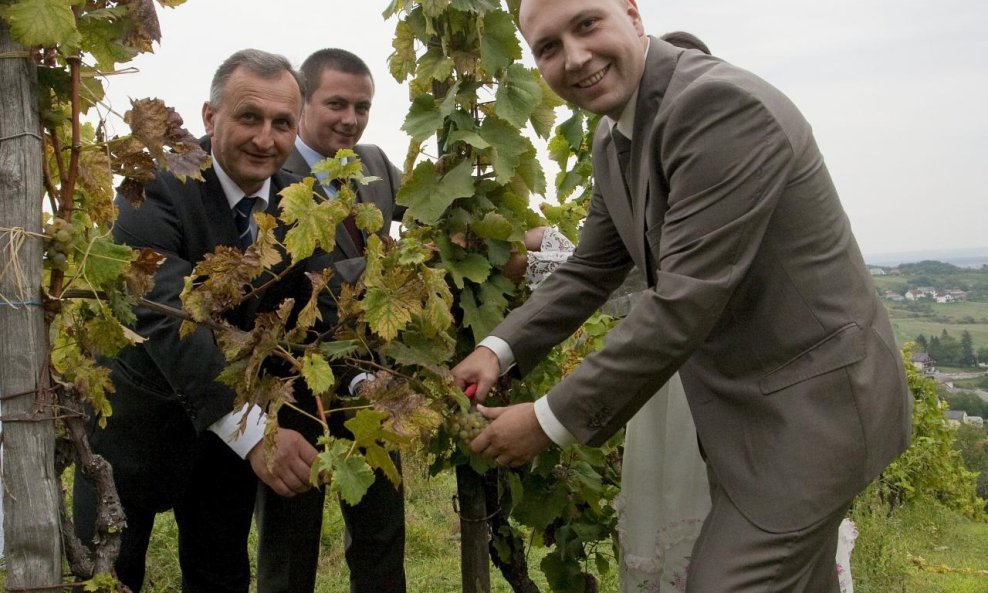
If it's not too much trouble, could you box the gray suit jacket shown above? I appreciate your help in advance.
[493,38,911,532]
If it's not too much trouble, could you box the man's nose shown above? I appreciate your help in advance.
[564,41,591,72]
[340,107,357,127]
[253,122,275,150]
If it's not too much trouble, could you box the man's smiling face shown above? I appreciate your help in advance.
[519,0,647,119]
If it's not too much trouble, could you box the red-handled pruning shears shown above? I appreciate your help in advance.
[464,383,478,399]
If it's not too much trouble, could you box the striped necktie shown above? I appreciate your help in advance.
[234,196,257,250]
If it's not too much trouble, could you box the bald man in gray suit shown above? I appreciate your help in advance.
[453,1,912,591]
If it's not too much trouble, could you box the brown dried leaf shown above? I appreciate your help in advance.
[126,98,169,159]
[116,177,145,205]
[124,98,208,179]
[121,0,161,53]
[122,248,164,297]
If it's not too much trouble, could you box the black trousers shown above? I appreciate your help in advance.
[254,398,406,593]
[74,431,256,593]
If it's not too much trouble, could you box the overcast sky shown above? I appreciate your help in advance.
[95,0,987,257]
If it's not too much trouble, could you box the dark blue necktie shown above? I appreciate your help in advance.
[234,196,257,250]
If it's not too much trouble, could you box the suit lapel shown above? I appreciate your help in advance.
[201,166,241,249]
[629,38,679,284]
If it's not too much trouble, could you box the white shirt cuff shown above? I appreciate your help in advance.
[534,396,577,447]
[208,404,266,459]
[349,372,373,395]
[477,336,515,375]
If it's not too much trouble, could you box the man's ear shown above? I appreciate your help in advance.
[202,101,215,136]
[626,0,645,36]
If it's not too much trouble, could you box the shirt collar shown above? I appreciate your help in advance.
[294,135,326,170]
[295,136,353,197]
[211,151,270,212]
[614,37,650,140]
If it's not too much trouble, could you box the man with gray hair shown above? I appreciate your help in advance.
[73,49,318,593]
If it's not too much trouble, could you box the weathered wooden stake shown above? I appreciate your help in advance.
[0,19,63,588]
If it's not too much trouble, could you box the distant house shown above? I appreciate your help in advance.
[905,286,936,301]
[910,353,936,374]
[946,410,984,427]
[946,289,968,301]
[869,267,886,276]
[935,294,954,304]
[883,290,904,302]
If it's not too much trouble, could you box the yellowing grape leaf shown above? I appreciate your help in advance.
[82,236,134,288]
[83,316,130,358]
[301,351,335,396]
[294,269,332,333]
[77,148,116,224]
[353,202,384,234]
[388,19,417,82]
[470,211,513,240]
[279,178,344,260]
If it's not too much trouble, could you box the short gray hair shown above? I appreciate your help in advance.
[208,49,304,109]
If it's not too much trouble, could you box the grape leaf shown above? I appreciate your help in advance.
[319,339,361,361]
[470,211,513,240]
[293,269,332,334]
[478,116,528,185]
[480,9,521,75]
[121,0,162,54]
[279,177,345,260]
[77,148,116,225]
[78,10,137,69]
[82,236,135,288]
[361,276,421,341]
[495,64,542,129]
[401,94,443,142]
[397,158,475,225]
[444,252,490,289]
[354,202,384,234]
[5,0,81,49]
[301,351,335,396]
[459,285,504,342]
[416,47,455,83]
[388,19,417,82]
[83,316,130,359]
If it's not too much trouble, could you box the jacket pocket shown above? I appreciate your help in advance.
[759,322,866,394]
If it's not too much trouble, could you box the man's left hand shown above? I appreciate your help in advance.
[470,402,551,467]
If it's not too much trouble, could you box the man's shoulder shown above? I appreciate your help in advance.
[354,144,397,172]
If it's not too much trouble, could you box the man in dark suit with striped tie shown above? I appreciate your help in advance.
[73,49,323,593]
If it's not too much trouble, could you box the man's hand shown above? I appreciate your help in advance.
[247,427,318,497]
[452,346,501,402]
[470,402,551,467]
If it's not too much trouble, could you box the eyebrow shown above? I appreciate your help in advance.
[529,8,602,51]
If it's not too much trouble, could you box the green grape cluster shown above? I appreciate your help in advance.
[44,217,74,271]
[447,408,489,445]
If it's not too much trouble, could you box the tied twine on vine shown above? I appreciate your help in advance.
[0,226,45,309]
